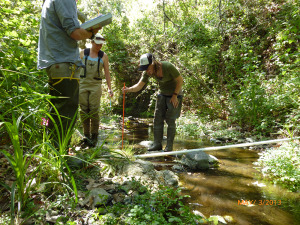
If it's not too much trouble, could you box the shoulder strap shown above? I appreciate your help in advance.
[84,48,90,67]
[81,49,104,78]
[84,48,90,57]
[81,48,90,78]
[98,50,104,59]
[97,50,104,77]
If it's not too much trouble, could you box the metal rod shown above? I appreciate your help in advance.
[122,83,125,150]
[134,137,299,158]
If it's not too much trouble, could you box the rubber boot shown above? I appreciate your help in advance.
[91,118,100,138]
[90,109,99,147]
[164,120,176,152]
[148,128,163,151]
[91,133,98,147]
[79,111,91,147]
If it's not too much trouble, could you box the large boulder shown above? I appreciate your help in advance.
[179,151,210,170]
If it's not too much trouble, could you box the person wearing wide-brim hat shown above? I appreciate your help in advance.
[123,53,183,152]
[79,33,113,147]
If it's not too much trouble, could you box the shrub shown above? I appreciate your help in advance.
[254,142,300,192]
[103,185,208,224]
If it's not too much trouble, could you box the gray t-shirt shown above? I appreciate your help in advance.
[37,0,81,69]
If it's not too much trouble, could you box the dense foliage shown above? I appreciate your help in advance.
[77,0,300,135]
[0,0,47,147]
[1,0,299,133]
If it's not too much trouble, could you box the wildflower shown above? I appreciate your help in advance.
[41,117,49,126]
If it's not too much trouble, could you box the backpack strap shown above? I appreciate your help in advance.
[81,49,104,79]
[81,48,90,78]
[96,50,104,78]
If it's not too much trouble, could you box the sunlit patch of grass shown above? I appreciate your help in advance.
[254,141,300,192]
[177,112,244,140]
[177,112,208,137]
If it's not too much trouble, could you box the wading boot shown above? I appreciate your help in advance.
[148,128,163,151]
[91,114,100,147]
[80,115,92,147]
[91,133,98,147]
[164,124,176,152]
[79,134,93,148]
[81,111,90,140]
[48,74,79,149]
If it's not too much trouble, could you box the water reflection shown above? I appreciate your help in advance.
[105,120,299,225]
[179,148,299,225]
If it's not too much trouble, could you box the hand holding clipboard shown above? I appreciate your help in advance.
[81,13,112,31]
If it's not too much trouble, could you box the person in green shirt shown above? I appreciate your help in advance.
[123,53,183,152]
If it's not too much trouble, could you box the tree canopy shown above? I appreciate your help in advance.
[1,0,299,133]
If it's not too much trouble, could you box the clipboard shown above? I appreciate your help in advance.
[81,13,112,30]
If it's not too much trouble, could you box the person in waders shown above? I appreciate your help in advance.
[37,0,101,148]
[123,53,183,152]
[79,34,113,147]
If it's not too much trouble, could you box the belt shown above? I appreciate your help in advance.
[158,93,182,98]
[51,64,79,86]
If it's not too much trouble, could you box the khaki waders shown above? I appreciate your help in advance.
[79,56,104,146]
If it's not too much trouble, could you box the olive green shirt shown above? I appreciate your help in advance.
[141,61,182,96]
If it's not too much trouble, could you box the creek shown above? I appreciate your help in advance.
[103,118,299,225]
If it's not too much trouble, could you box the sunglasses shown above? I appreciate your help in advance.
[95,37,105,41]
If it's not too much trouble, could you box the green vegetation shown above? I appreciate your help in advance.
[1,116,37,220]
[86,183,211,225]
[254,142,300,192]
[0,0,299,224]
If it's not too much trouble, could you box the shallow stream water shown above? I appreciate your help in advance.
[104,119,299,225]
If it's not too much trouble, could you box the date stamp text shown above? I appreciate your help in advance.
[238,200,282,206]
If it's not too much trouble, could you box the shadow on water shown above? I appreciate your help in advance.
[105,119,300,225]
[179,148,299,225]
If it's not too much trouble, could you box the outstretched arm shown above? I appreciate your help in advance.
[123,76,146,93]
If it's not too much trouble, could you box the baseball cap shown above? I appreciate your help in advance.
[138,53,153,71]
[94,33,105,44]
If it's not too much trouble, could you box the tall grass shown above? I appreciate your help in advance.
[39,104,79,203]
[0,103,81,223]
[0,115,39,223]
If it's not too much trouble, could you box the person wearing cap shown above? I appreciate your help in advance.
[79,34,113,146]
[123,53,183,152]
[38,0,101,148]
